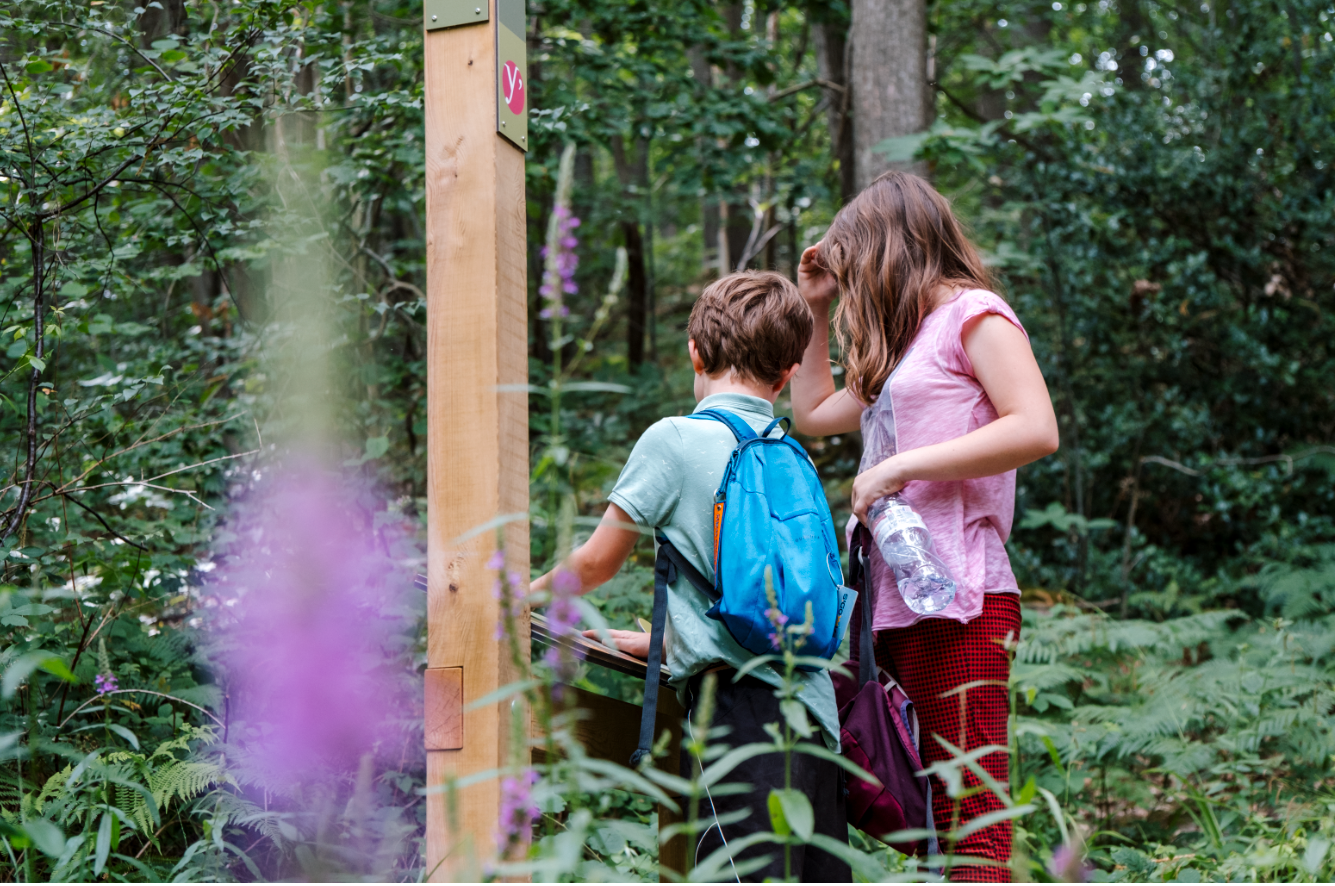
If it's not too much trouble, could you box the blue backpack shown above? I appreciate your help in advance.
[630,408,855,767]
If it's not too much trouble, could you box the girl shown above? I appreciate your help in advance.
[792,172,1058,881]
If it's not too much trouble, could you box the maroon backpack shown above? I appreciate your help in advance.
[832,528,936,856]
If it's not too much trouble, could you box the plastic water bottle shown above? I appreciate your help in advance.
[867,495,957,614]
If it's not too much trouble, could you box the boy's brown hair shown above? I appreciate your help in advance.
[687,271,814,386]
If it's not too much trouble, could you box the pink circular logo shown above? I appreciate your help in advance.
[502,60,525,115]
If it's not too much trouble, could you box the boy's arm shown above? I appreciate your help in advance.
[532,503,654,659]
[530,503,641,596]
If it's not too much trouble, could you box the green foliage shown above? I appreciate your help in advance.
[0,0,1332,880]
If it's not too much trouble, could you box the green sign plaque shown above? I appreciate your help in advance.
[495,0,527,151]
[423,0,488,31]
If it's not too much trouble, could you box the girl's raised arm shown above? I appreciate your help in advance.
[792,243,863,436]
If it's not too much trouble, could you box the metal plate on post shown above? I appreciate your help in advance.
[495,0,527,151]
[424,0,488,31]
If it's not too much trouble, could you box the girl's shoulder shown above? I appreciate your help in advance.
[936,288,1026,339]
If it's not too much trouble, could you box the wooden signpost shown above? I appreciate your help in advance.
[422,1,684,879]
[422,0,529,876]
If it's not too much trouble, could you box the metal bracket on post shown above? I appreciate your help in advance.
[424,0,488,31]
[495,0,528,151]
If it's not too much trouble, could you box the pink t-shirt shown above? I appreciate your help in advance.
[850,289,1024,630]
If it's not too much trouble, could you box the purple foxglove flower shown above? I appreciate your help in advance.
[1049,845,1091,882]
[497,769,540,848]
[209,463,415,785]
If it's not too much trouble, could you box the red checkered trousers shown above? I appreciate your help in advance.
[875,592,1021,882]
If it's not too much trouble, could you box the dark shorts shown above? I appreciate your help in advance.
[685,671,852,883]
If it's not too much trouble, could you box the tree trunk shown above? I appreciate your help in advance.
[611,136,649,368]
[688,45,721,274]
[623,220,647,368]
[816,21,855,204]
[849,0,930,189]
[719,3,753,270]
[139,0,186,43]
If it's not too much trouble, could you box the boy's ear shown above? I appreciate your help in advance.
[688,339,707,374]
[774,363,801,393]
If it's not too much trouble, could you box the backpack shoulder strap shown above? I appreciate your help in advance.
[630,536,717,769]
[686,408,757,441]
[850,528,876,689]
[760,415,791,438]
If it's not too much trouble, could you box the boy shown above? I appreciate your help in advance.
[531,271,850,882]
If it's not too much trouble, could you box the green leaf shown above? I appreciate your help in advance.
[20,818,65,857]
[948,803,1035,840]
[1303,836,1331,875]
[1037,787,1070,846]
[793,742,881,788]
[364,435,390,459]
[806,833,890,881]
[699,741,781,787]
[25,59,52,75]
[106,723,140,750]
[28,356,46,373]
[767,790,790,837]
[2,650,76,698]
[95,812,112,875]
[1041,735,1066,776]
[779,699,813,738]
[768,788,813,841]
[1015,774,1037,805]
[872,131,929,162]
[560,381,633,394]
[0,731,20,761]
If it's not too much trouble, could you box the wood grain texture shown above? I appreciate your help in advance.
[423,0,529,877]
[424,668,463,750]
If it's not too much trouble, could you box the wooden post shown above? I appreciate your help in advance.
[423,0,528,878]
[422,2,686,879]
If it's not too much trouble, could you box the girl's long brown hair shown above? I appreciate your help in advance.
[825,171,997,404]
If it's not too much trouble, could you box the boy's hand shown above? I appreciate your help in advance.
[583,628,653,661]
[798,241,838,306]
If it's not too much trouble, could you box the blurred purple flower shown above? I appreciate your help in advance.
[540,205,579,328]
[94,673,118,695]
[497,769,539,849]
[1049,844,1091,882]
[210,464,413,784]
[492,554,526,640]
[541,569,583,682]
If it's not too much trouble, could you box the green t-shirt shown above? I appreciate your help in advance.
[607,392,840,750]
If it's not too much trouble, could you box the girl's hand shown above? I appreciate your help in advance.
[798,242,839,306]
[851,455,909,526]
[583,628,652,661]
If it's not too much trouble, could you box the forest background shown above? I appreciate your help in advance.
[1,0,1333,881]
